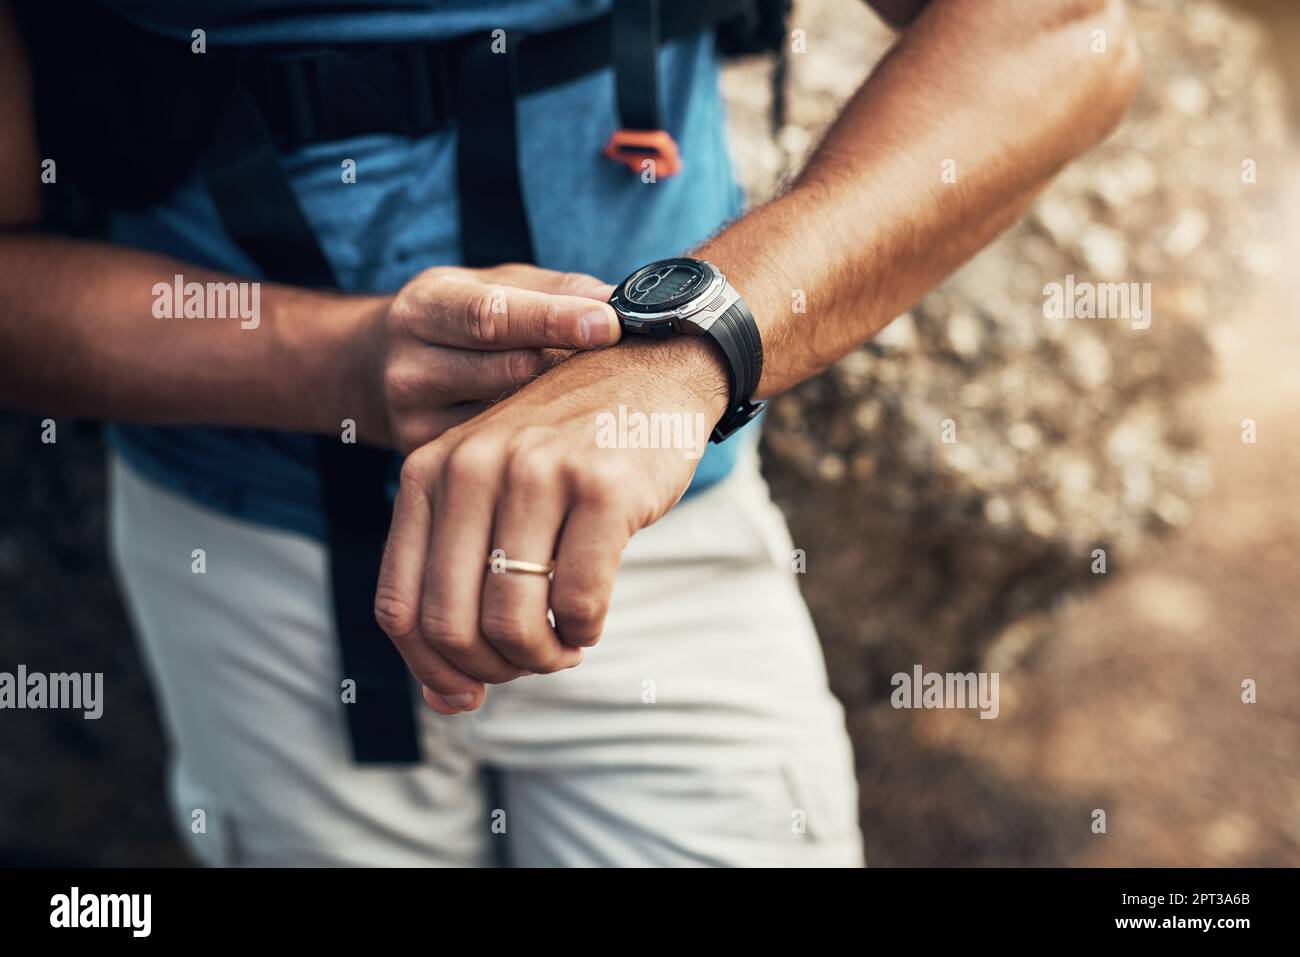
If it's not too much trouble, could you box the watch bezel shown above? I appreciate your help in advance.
[609,257,725,329]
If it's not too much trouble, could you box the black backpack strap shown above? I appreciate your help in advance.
[205,92,334,287]
[612,0,666,133]
[455,35,535,267]
[205,87,423,765]
[604,0,683,176]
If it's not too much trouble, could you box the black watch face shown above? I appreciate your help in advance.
[618,258,710,312]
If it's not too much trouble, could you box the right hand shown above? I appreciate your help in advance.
[347,263,620,452]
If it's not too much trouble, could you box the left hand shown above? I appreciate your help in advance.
[373,336,729,713]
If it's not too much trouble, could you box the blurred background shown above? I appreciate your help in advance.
[2,0,1297,866]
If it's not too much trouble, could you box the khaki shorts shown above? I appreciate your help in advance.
[108,445,863,867]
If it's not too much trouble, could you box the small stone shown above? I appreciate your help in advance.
[984,496,1012,524]
[1240,241,1279,276]
[1066,336,1112,391]
[1007,422,1041,451]
[1168,77,1210,116]
[853,400,883,433]
[1122,462,1155,509]
[1163,208,1210,258]
[1079,226,1129,277]
[873,312,917,352]
[941,442,980,476]
[959,382,991,408]
[851,453,877,480]
[817,453,846,482]
[1021,499,1059,539]
[946,312,983,359]
[1033,196,1082,247]
[1091,154,1159,207]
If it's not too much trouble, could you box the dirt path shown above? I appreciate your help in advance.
[903,139,1300,866]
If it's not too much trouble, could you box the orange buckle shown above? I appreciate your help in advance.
[603,129,682,178]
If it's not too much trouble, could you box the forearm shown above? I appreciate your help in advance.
[698,0,1141,397]
[0,231,379,433]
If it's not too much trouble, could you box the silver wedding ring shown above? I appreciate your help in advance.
[486,554,556,576]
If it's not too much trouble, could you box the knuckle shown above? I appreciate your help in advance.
[397,454,424,490]
[444,438,501,488]
[568,456,630,505]
[505,442,561,490]
[393,421,432,456]
[373,587,418,641]
[551,590,606,631]
[419,610,474,655]
[385,294,414,335]
[536,297,564,344]
[399,443,445,488]
[383,358,425,406]
[416,265,459,285]
[480,610,534,651]
[511,423,556,449]
[393,271,455,329]
[466,288,506,345]
[505,349,543,387]
[557,270,596,294]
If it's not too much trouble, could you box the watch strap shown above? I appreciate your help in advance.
[703,297,765,442]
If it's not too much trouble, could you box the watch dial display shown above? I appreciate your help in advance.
[622,259,708,308]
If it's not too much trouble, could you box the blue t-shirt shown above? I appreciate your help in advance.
[102,0,755,541]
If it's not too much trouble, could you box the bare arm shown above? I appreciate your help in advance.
[0,230,382,434]
[706,0,1142,398]
[0,0,618,448]
[0,2,369,431]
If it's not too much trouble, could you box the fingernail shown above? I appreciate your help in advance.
[580,309,615,346]
[441,692,477,710]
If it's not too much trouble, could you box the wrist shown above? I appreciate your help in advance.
[690,191,825,402]
[604,256,767,438]
[651,336,731,421]
[272,287,391,441]
[574,334,730,422]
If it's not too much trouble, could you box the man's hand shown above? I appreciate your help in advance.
[348,263,620,452]
[373,336,728,712]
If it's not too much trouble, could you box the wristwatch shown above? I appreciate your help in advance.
[608,257,764,442]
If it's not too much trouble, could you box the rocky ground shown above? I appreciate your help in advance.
[1,0,1295,865]
[738,0,1297,865]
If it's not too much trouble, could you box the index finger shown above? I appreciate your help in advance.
[474,263,616,303]
[403,276,621,351]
